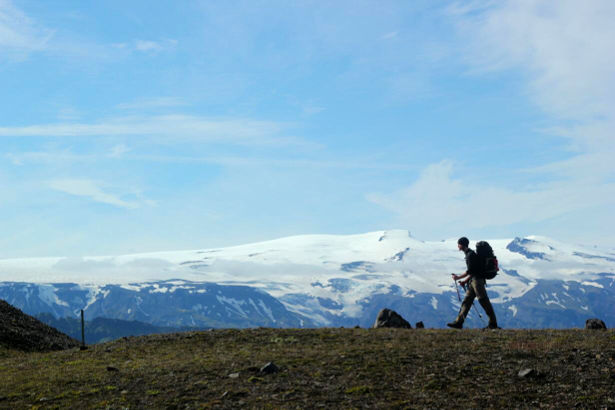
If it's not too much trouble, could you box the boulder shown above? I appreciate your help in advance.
[373,308,412,329]
[585,318,607,330]
[415,321,425,329]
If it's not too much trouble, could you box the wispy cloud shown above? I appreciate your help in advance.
[380,31,398,40]
[447,0,615,199]
[1,2,178,62]
[6,145,134,165]
[6,148,413,172]
[451,0,615,123]
[109,144,130,158]
[366,0,615,243]
[367,161,615,239]
[136,39,176,52]
[449,0,615,188]
[116,97,187,110]
[112,39,177,54]
[48,178,153,209]
[0,114,310,147]
[0,0,53,58]
[7,150,89,166]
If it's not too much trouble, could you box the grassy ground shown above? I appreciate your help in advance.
[1,328,614,408]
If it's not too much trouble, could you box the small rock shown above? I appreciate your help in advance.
[260,362,279,375]
[585,318,607,330]
[228,373,240,379]
[106,366,119,372]
[373,308,412,329]
[354,325,361,329]
[518,368,535,378]
[415,321,425,329]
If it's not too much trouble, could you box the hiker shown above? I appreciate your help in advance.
[447,237,499,329]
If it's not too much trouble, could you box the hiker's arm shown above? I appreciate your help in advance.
[452,272,469,281]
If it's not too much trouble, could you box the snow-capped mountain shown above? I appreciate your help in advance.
[0,230,613,328]
[0,281,311,328]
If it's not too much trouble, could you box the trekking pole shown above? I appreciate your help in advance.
[472,301,485,323]
[453,275,485,326]
[453,276,462,302]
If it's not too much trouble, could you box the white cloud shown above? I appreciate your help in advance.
[135,39,177,52]
[0,114,307,147]
[6,150,90,166]
[381,31,398,40]
[452,0,615,124]
[49,179,147,209]
[366,1,615,242]
[448,1,615,204]
[113,39,177,54]
[367,161,615,239]
[134,40,161,52]
[0,0,53,57]
[453,0,615,181]
[0,2,177,62]
[116,97,187,110]
[109,144,130,158]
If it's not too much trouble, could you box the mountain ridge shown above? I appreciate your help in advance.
[0,230,613,329]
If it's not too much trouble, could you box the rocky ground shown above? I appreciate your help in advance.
[0,327,613,408]
[0,300,79,352]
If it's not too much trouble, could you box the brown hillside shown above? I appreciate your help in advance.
[0,300,79,352]
[0,328,614,408]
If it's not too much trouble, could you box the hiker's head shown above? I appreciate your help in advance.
[457,237,469,251]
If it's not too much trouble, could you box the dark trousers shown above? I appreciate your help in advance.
[456,277,497,326]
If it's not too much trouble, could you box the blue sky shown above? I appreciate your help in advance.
[1,0,614,257]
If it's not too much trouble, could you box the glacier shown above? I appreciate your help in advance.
[0,230,613,329]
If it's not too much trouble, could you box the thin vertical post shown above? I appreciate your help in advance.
[81,309,86,349]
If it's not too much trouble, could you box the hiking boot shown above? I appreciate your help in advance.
[483,323,501,330]
[446,320,463,329]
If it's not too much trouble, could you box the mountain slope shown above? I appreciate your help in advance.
[0,230,613,328]
[36,313,197,344]
[0,282,313,329]
[0,300,79,352]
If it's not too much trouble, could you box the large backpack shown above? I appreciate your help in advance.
[475,241,499,280]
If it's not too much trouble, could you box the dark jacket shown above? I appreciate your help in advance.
[464,248,481,276]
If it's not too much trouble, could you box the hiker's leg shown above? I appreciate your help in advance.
[454,286,476,325]
[474,279,498,328]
